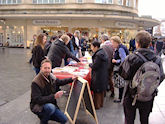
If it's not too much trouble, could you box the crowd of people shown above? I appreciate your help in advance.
[29,30,165,124]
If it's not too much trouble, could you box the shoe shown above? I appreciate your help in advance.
[110,92,115,97]
[40,121,48,124]
[113,99,121,103]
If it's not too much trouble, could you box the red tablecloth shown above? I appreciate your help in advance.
[53,65,91,85]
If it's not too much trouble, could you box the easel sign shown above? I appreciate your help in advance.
[83,82,98,123]
[65,77,98,124]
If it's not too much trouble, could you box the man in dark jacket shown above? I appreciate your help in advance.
[100,34,115,97]
[47,34,80,68]
[30,59,77,124]
[44,35,57,56]
[118,31,165,124]
[89,40,109,109]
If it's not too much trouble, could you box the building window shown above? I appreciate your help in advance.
[134,0,136,8]
[107,0,112,4]
[0,0,21,4]
[49,0,54,3]
[43,0,48,3]
[2,0,6,4]
[33,0,37,3]
[13,0,16,4]
[38,0,42,4]
[126,0,130,6]
[95,0,113,4]
[118,0,123,5]
[32,0,65,4]
[77,0,82,3]
[17,0,21,3]
[55,0,65,3]
[6,26,24,48]
[7,0,12,4]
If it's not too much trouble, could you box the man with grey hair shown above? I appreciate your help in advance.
[100,34,110,46]
[47,34,80,68]
[100,34,114,97]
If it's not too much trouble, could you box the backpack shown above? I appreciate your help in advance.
[130,52,161,106]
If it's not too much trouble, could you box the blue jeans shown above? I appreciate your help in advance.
[34,67,40,75]
[37,103,67,124]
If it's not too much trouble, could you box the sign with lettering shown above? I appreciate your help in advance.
[32,20,61,26]
[115,22,136,29]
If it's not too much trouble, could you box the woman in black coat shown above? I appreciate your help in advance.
[32,33,47,75]
[89,41,109,109]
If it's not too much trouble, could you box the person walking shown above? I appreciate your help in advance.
[118,31,165,124]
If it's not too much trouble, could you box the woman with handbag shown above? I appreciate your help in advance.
[111,36,129,103]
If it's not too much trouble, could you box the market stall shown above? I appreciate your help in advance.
[52,57,92,85]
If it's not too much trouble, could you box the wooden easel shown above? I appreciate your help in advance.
[65,77,98,124]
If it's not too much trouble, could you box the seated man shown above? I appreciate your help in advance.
[30,59,77,124]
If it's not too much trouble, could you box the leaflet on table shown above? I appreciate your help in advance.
[52,66,79,73]
[52,66,89,76]
[71,69,89,77]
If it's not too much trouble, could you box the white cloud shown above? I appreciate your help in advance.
[138,0,165,20]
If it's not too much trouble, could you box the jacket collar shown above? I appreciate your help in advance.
[33,72,51,88]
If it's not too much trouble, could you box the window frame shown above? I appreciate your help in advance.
[118,0,123,5]
[77,0,83,3]
[0,0,22,4]
[95,0,113,4]
[32,0,65,4]
[126,0,130,7]
[133,0,136,8]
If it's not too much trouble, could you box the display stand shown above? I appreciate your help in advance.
[65,77,98,124]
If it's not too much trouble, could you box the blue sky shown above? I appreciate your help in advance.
[138,0,165,20]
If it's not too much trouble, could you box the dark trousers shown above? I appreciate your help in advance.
[29,57,32,63]
[93,92,104,109]
[123,95,154,124]
[37,103,67,124]
[109,71,114,93]
[119,87,124,100]
[34,67,40,75]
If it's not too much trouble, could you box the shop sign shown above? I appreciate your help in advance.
[33,20,61,26]
[115,22,136,29]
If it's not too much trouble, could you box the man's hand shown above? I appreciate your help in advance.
[72,75,78,81]
[54,91,63,99]
[112,59,117,63]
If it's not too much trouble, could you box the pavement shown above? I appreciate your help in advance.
[0,47,165,124]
